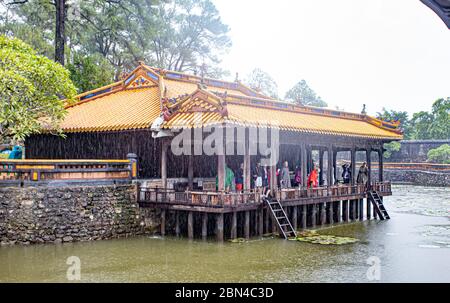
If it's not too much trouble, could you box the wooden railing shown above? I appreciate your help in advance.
[0,157,138,183]
[139,181,392,207]
[379,162,450,172]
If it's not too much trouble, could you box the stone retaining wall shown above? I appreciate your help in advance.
[373,170,450,187]
[0,184,145,245]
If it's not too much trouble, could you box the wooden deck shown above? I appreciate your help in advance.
[138,181,392,213]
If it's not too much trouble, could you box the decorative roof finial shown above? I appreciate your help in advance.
[361,104,367,115]
[138,60,145,66]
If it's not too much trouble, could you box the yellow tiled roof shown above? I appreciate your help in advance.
[61,87,160,133]
[58,63,402,139]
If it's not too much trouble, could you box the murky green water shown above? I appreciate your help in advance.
[0,185,449,282]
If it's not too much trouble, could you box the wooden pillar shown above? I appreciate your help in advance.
[301,205,307,229]
[161,140,169,189]
[258,208,264,236]
[244,211,250,239]
[319,149,324,186]
[379,148,384,182]
[327,202,334,224]
[301,143,308,187]
[327,145,334,186]
[188,154,194,190]
[351,148,356,185]
[336,201,342,223]
[243,133,251,190]
[366,148,372,190]
[333,150,338,184]
[367,197,372,219]
[187,211,194,239]
[272,215,278,234]
[311,204,317,227]
[216,213,224,242]
[265,208,270,234]
[231,212,237,239]
[359,199,364,221]
[270,165,277,191]
[292,206,298,231]
[320,203,327,225]
[202,213,208,240]
[160,209,166,236]
[175,212,180,237]
[342,200,349,222]
[217,154,226,191]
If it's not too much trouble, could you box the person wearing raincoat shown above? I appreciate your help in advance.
[307,164,319,188]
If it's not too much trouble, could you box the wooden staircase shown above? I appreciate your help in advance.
[368,190,390,220]
[262,192,297,239]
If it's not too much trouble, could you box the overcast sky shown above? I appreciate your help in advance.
[213,0,450,117]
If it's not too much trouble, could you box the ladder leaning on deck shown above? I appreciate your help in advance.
[368,190,391,220]
[262,192,297,239]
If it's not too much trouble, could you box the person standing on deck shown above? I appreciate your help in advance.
[357,162,369,188]
[342,163,351,184]
[235,163,244,192]
[281,161,291,188]
[307,164,319,188]
[253,162,263,191]
[294,164,302,187]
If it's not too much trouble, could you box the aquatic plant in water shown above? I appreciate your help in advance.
[290,231,359,245]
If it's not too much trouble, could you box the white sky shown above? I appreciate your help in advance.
[213,0,450,116]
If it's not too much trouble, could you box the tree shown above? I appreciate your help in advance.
[427,144,450,164]
[67,52,115,92]
[285,80,327,107]
[244,68,278,98]
[376,108,412,139]
[1,0,68,65]
[383,141,401,159]
[0,35,76,142]
[410,98,450,140]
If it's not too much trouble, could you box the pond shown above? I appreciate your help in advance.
[0,185,449,282]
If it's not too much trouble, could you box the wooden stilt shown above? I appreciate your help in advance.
[292,206,298,231]
[343,200,349,222]
[216,213,224,242]
[328,202,334,224]
[160,209,166,236]
[353,200,357,221]
[254,211,258,237]
[336,200,342,223]
[202,213,208,240]
[175,212,180,237]
[321,203,327,225]
[258,208,264,236]
[367,198,371,219]
[359,199,364,221]
[311,204,317,227]
[302,205,307,229]
[245,211,250,239]
[188,211,194,239]
[265,208,270,234]
[231,212,237,239]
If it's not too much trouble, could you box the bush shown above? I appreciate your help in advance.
[383,141,401,159]
[427,144,450,164]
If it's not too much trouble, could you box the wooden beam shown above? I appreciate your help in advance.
[231,212,237,239]
[202,213,208,240]
[292,206,298,231]
[161,140,169,189]
[216,213,224,242]
[188,211,194,239]
[245,211,250,239]
[175,211,180,237]
[301,205,307,229]
[160,209,166,236]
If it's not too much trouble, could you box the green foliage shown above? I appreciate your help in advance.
[427,144,450,164]
[67,53,115,93]
[1,0,232,84]
[0,35,76,142]
[376,108,411,139]
[285,80,327,107]
[410,98,449,140]
[243,68,278,99]
[383,141,401,159]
